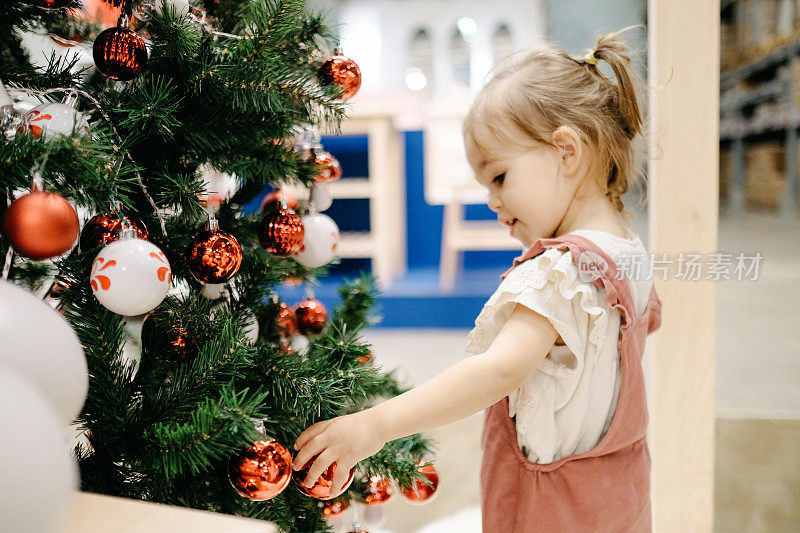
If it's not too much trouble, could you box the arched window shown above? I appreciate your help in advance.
[406,28,433,92]
[450,26,471,90]
[492,24,514,64]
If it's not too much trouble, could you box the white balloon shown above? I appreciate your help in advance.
[310,182,333,211]
[0,369,79,533]
[20,101,89,140]
[90,237,172,316]
[293,213,339,268]
[0,280,88,425]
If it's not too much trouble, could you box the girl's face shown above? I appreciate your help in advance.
[465,123,584,248]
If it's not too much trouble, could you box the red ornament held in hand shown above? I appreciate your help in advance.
[292,452,355,500]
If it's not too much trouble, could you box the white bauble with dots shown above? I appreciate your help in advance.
[90,235,171,316]
[293,213,339,268]
[20,96,89,141]
[0,280,88,425]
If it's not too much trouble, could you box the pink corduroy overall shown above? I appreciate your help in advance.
[480,234,663,532]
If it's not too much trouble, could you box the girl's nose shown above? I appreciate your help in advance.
[487,193,501,213]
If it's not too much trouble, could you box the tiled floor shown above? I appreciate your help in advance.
[334,202,800,532]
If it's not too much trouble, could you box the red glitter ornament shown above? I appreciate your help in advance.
[292,452,355,500]
[260,189,299,214]
[187,222,243,283]
[364,474,395,505]
[258,207,304,255]
[228,439,293,501]
[318,51,361,100]
[276,301,297,339]
[399,462,439,504]
[320,496,350,518]
[312,151,342,183]
[79,213,148,252]
[93,14,148,81]
[2,190,79,260]
[293,298,327,336]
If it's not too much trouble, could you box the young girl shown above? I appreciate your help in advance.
[293,28,662,532]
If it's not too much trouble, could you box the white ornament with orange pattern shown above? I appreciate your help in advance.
[19,93,89,141]
[293,212,339,268]
[90,225,171,316]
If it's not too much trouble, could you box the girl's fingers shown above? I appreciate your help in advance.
[304,449,337,488]
[293,434,327,472]
[329,461,352,496]
[294,421,327,452]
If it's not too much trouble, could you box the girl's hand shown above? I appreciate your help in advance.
[293,409,387,496]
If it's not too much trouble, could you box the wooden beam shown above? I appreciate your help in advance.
[647,1,718,531]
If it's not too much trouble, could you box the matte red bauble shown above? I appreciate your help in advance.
[79,213,148,252]
[293,298,327,336]
[312,151,342,183]
[2,191,79,260]
[187,226,243,283]
[292,453,355,500]
[399,462,439,504]
[318,53,361,100]
[93,16,148,81]
[228,439,293,501]
[258,207,304,255]
[364,474,395,505]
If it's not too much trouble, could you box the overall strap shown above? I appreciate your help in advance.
[502,234,642,328]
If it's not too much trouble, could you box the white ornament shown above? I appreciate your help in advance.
[310,182,333,211]
[0,369,79,533]
[200,282,227,300]
[289,334,309,355]
[20,94,89,141]
[243,312,259,344]
[90,234,171,316]
[0,280,88,425]
[362,504,387,528]
[293,213,339,268]
[198,164,239,213]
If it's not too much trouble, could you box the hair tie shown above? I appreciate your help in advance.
[584,50,598,65]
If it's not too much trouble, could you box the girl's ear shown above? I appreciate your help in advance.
[551,126,582,176]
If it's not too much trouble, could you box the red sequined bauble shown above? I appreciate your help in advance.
[258,207,304,255]
[35,0,73,8]
[187,227,243,283]
[318,53,361,100]
[276,301,297,339]
[293,299,327,336]
[260,189,299,214]
[292,453,356,500]
[93,17,148,81]
[320,496,350,518]
[312,151,342,183]
[79,213,149,252]
[399,462,439,504]
[364,474,395,505]
[228,439,294,501]
[2,191,79,260]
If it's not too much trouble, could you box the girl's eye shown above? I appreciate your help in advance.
[492,173,506,185]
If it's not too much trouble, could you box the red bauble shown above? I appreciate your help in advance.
[320,496,350,518]
[258,207,304,255]
[293,299,327,336]
[228,439,293,501]
[292,453,356,500]
[399,462,439,504]
[79,213,148,252]
[260,189,299,214]
[364,474,395,505]
[93,16,148,81]
[187,227,243,283]
[2,191,79,260]
[35,0,73,8]
[312,151,342,183]
[276,301,297,339]
[318,53,362,100]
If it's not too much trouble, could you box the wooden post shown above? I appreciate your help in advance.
[647,1,718,531]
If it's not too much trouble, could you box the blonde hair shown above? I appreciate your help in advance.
[463,27,646,219]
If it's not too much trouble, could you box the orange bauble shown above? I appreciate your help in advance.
[228,439,293,501]
[293,453,356,500]
[258,207,304,255]
[320,496,350,518]
[399,462,439,504]
[2,191,79,260]
[293,298,328,336]
[261,189,299,214]
[312,151,342,183]
[187,227,243,283]
[364,474,395,505]
[93,16,148,81]
[318,53,361,100]
[79,213,149,252]
[276,301,297,339]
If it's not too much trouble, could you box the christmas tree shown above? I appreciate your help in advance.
[0,1,436,530]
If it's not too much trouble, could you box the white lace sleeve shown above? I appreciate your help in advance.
[465,248,608,375]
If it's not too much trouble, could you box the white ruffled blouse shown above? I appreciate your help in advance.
[466,229,653,464]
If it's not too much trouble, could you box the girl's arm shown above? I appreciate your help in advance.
[292,303,559,494]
